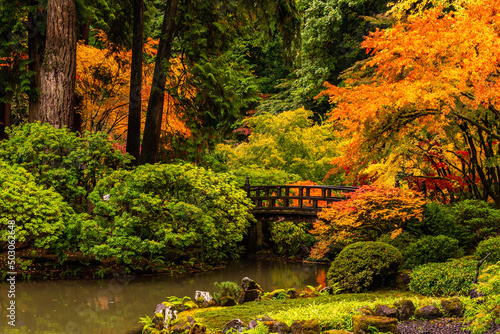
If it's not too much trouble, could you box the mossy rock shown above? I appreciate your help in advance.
[440,297,463,317]
[394,299,415,321]
[286,288,299,299]
[290,319,320,334]
[352,315,397,334]
[266,289,286,299]
[323,330,353,334]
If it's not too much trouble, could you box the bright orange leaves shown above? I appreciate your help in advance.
[310,185,426,259]
[320,0,500,201]
[76,31,190,142]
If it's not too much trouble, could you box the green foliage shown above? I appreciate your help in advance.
[83,163,254,264]
[408,258,477,296]
[403,235,463,269]
[376,231,417,254]
[221,108,343,184]
[448,200,500,252]
[406,201,455,238]
[327,242,403,293]
[213,281,242,305]
[0,122,132,213]
[474,236,500,264]
[229,166,301,187]
[241,321,270,334]
[0,160,85,255]
[464,263,500,334]
[269,221,311,257]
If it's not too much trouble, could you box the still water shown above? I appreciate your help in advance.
[0,260,327,334]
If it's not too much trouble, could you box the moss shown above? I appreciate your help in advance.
[352,315,397,334]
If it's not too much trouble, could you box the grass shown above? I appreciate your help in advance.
[185,290,446,332]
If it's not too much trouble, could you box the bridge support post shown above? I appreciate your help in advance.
[247,220,263,253]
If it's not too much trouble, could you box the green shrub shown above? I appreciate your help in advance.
[474,236,500,264]
[213,281,242,305]
[376,231,418,254]
[449,199,500,252]
[269,221,311,256]
[0,160,85,255]
[464,263,500,334]
[408,258,477,296]
[83,163,254,264]
[229,165,301,187]
[0,122,132,212]
[406,201,454,238]
[327,241,403,293]
[403,235,463,269]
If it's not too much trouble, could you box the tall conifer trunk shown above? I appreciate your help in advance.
[140,0,179,164]
[126,0,144,164]
[38,0,77,129]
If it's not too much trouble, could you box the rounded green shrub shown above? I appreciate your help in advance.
[449,199,500,252]
[213,281,241,305]
[0,122,132,213]
[83,163,254,264]
[269,221,311,256]
[475,236,500,264]
[403,235,463,269]
[408,258,477,296]
[327,241,403,293]
[376,231,418,254]
[0,160,84,255]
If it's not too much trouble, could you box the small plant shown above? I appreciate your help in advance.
[213,281,241,305]
[327,241,403,293]
[403,235,463,269]
[408,258,477,296]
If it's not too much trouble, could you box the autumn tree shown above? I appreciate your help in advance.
[310,185,426,259]
[320,0,500,205]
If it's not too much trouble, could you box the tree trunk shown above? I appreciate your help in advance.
[126,0,144,164]
[0,100,10,140]
[27,0,45,122]
[38,0,77,129]
[140,0,179,164]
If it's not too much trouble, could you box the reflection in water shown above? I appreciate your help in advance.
[0,260,327,334]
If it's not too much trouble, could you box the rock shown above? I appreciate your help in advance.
[291,320,320,334]
[247,316,274,329]
[414,305,443,320]
[286,289,299,299]
[323,330,353,334]
[195,291,213,308]
[268,321,291,334]
[469,288,485,299]
[189,323,207,334]
[441,297,463,317]
[357,306,375,316]
[222,319,247,333]
[239,277,262,304]
[239,289,261,303]
[375,305,397,318]
[352,315,397,334]
[394,300,415,321]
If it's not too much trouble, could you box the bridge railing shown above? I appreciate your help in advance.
[243,178,358,215]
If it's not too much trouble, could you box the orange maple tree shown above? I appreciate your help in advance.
[310,185,426,259]
[320,0,500,205]
[75,31,190,144]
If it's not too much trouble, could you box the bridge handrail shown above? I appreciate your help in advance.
[243,178,358,214]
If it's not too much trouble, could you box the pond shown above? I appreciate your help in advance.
[0,260,328,334]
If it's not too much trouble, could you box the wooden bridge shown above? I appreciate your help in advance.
[243,177,358,216]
